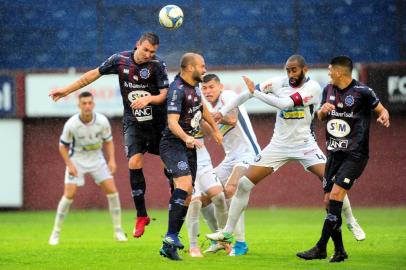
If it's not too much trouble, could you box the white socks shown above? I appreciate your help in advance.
[186,199,202,248]
[224,176,255,234]
[226,198,246,242]
[342,194,355,224]
[201,203,218,233]
[211,192,228,228]
[52,196,73,232]
[107,192,123,230]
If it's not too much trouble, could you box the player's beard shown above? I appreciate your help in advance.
[289,70,305,87]
[193,70,203,83]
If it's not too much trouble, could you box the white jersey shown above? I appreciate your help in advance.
[208,90,260,158]
[60,112,112,168]
[256,76,322,147]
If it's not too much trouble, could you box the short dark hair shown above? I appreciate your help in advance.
[203,74,220,84]
[138,32,160,45]
[79,91,93,99]
[287,54,306,67]
[330,55,353,72]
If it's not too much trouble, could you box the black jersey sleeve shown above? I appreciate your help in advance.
[155,60,170,90]
[167,84,184,114]
[362,86,380,109]
[98,53,121,75]
[320,85,329,107]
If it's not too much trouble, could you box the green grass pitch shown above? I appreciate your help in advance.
[1,208,405,270]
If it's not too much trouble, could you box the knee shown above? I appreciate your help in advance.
[236,176,255,194]
[224,185,236,199]
[63,192,75,200]
[129,155,143,169]
[329,190,341,201]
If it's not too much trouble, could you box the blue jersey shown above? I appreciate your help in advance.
[163,74,203,139]
[321,79,380,157]
[98,50,169,124]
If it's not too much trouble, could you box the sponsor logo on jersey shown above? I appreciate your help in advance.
[128,90,151,102]
[124,81,147,89]
[139,68,150,79]
[280,108,305,119]
[81,143,102,151]
[133,106,152,121]
[345,95,354,106]
[330,110,353,118]
[327,137,349,150]
[177,161,189,171]
[327,119,351,137]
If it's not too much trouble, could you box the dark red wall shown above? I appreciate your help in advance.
[23,115,406,210]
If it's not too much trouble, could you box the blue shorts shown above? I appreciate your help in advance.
[159,136,197,182]
[123,121,165,158]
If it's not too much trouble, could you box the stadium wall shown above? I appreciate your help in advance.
[22,114,406,210]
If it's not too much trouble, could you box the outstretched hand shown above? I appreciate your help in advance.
[49,88,68,101]
[242,76,255,94]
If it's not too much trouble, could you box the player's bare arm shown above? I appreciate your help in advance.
[49,68,102,101]
[202,103,222,145]
[103,140,117,175]
[374,103,390,127]
[59,144,78,177]
[242,76,256,94]
[216,108,238,126]
[317,103,335,121]
[167,113,203,149]
[130,88,168,109]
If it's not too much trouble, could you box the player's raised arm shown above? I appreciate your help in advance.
[49,68,102,101]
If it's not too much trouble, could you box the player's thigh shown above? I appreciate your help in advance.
[334,155,369,191]
[195,168,222,198]
[225,165,248,197]
[90,160,114,189]
[245,165,273,184]
[252,143,288,174]
[146,122,165,155]
[160,137,194,182]
[64,164,85,188]
[63,183,78,199]
[214,161,234,185]
[123,122,149,160]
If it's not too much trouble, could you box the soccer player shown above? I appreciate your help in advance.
[159,53,222,260]
[186,131,228,258]
[48,92,127,245]
[296,55,390,262]
[201,74,261,256]
[206,54,365,246]
[49,32,169,238]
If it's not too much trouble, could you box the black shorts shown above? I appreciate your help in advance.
[159,136,197,182]
[123,121,165,158]
[323,151,368,192]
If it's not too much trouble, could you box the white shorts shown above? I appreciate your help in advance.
[64,157,112,187]
[192,166,222,198]
[214,153,254,185]
[253,142,326,171]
